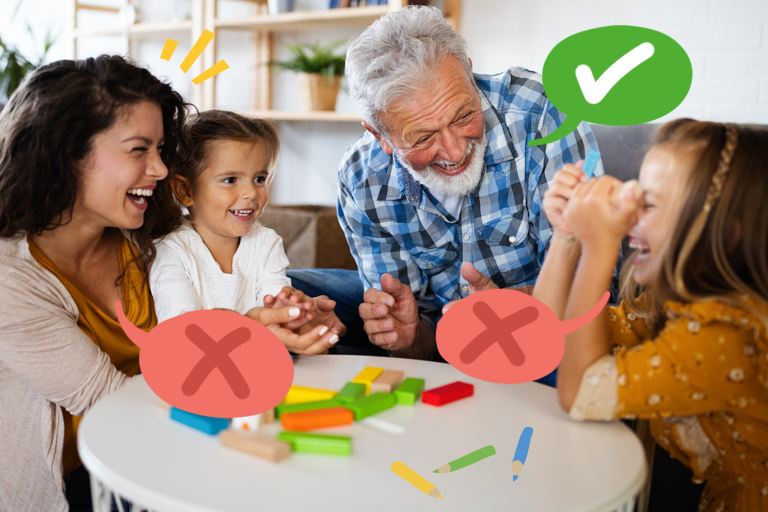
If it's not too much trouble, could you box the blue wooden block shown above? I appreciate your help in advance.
[170,407,228,435]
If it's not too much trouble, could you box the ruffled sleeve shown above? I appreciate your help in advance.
[571,298,768,421]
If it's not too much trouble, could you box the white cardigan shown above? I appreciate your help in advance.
[0,233,138,512]
[150,220,292,323]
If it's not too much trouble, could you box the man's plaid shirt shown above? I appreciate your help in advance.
[338,66,617,330]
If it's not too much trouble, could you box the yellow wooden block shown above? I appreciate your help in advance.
[352,367,385,394]
[282,386,339,405]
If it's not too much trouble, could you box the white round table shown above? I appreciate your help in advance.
[79,355,646,512]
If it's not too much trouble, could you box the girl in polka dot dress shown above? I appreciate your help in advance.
[535,119,768,512]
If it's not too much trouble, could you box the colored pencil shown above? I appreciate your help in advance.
[512,427,533,481]
[582,149,600,178]
[433,444,496,473]
[391,461,442,498]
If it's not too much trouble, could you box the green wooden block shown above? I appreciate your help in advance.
[336,382,366,404]
[345,392,395,420]
[275,399,341,418]
[277,431,352,456]
[394,378,425,405]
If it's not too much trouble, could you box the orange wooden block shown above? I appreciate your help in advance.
[220,430,291,462]
[280,406,354,431]
[262,408,275,424]
[370,370,405,394]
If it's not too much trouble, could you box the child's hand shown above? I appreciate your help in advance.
[263,286,313,330]
[543,161,589,239]
[244,305,338,355]
[299,295,346,339]
[564,176,639,249]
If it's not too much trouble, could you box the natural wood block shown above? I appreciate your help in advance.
[221,430,291,462]
[262,408,275,424]
[157,396,171,410]
[370,370,405,394]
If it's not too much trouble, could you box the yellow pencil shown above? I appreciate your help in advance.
[391,461,443,499]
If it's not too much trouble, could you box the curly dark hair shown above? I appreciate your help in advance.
[0,54,190,279]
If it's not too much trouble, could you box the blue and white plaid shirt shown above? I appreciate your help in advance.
[338,66,615,331]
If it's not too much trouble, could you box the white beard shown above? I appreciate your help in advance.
[398,134,487,197]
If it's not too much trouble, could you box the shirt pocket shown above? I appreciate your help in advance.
[410,243,459,277]
[476,208,529,248]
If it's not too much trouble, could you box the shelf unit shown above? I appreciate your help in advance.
[68,0,462,122]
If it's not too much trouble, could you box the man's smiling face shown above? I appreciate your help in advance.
[370,56,487,195]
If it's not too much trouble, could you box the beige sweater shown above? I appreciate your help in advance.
[0,234,138,512]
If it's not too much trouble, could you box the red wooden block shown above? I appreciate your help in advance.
[422,381,474,406]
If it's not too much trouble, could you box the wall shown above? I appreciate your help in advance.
[2,0,768,206]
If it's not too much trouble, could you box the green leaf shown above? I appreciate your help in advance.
[268,39,347,76]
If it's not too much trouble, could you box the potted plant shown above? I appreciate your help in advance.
[270,40,346,112]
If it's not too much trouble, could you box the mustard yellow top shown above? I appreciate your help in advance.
[28,229,156,474]
[570,295,768,512]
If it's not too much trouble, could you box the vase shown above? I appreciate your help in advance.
[297,73,341,112]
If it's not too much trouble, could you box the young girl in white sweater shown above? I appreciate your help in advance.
[150,110,343,355]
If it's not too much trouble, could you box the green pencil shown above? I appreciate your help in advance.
[433,445,496,473]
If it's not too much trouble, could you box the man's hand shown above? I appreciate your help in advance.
[442,263,501,314]
[359,273,423,354]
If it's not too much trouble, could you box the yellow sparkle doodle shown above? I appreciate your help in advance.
[159,30,229,84]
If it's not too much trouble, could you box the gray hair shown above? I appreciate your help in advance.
[345,6,472,136]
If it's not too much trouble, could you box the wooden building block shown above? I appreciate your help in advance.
[157,396,171,410]
[346,392,395,420]
[280,407,354,431]
[170,408,228,435]
[262,408,275,424]
[231,414,261,432]
[335,382,366,404]
[370,370,405,394]
[351,366,384,394]
[277,431,352,456]
[282,385,338,405]
[422,381,474,406]
[393,378,425,405]
[220,430,291,462]
[275,399,341,418]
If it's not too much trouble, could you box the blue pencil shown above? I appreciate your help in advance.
[512,427,533,481]
[582,150,600,178]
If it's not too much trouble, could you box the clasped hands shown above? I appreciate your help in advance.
[243,286,346,356]
[543,161,641,250]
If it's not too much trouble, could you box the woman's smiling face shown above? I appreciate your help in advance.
[75,100,168,230]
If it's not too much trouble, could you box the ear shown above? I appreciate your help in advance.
[469,57,473,70]
[362,122,394,155]
[170,175,194,207]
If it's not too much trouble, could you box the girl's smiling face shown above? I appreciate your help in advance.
[628,145,693,286]
[183,139,270,243]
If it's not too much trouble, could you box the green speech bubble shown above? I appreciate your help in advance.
[529,25,692,147]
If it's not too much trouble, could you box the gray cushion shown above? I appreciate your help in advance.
[589,123,659,182]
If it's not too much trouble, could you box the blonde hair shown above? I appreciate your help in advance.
[620,119,768,336]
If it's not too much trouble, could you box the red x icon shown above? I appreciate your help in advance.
[436,289,609,384]
[182,325,251,399]
[460,302,538,366]
[116,304,294,418]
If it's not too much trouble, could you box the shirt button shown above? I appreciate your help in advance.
[509,236,516,243]
[463,234,470,241]
[462,285,468,293]
[427,262,434,268]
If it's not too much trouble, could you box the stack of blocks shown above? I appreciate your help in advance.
[164,365,474,463]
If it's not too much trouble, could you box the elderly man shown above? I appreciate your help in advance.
[288,7,615,379]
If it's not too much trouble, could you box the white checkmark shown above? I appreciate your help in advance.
[575,42,655,104]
